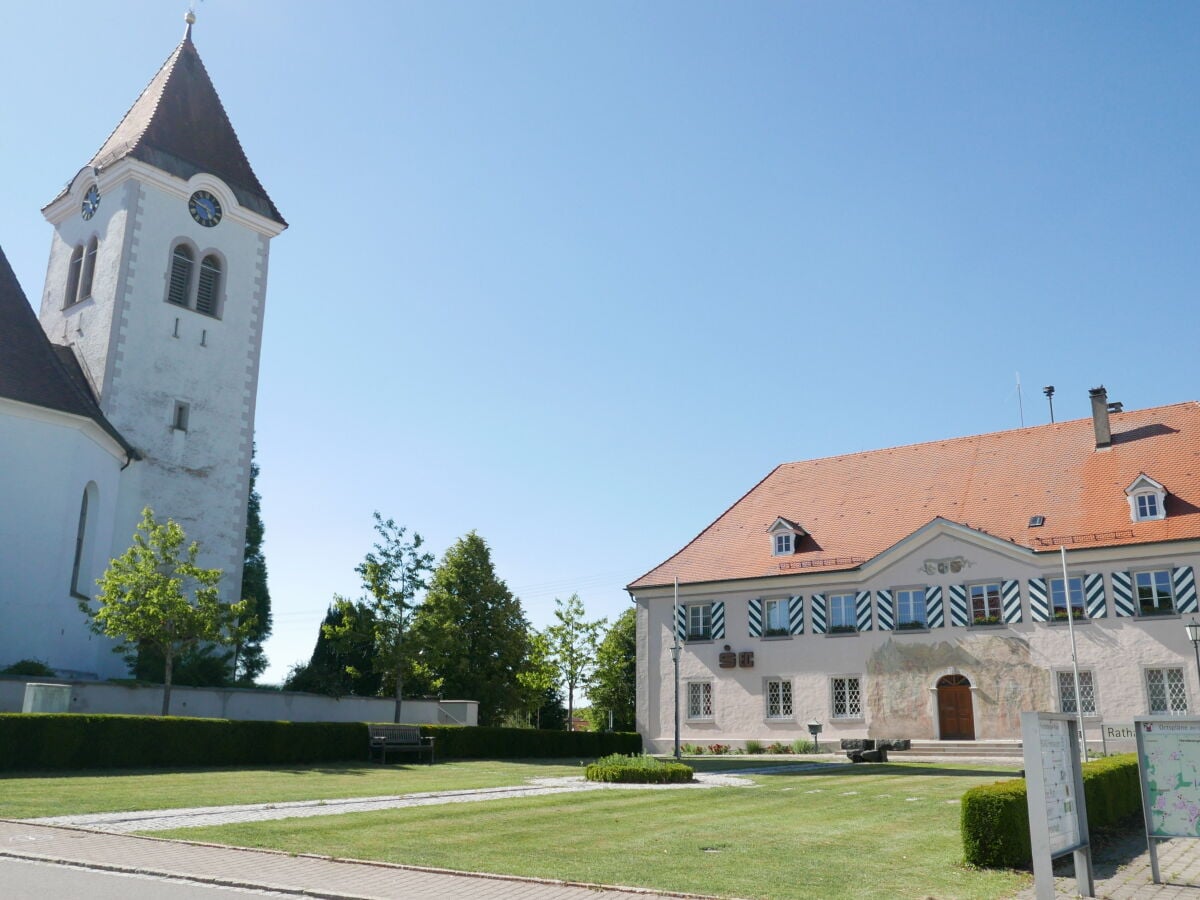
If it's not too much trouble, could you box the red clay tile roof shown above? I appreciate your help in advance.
[629,401,1200,590]
[54,29,284,226]
[0,246,136,458]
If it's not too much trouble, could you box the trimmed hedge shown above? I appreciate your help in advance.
[961,753,1141,868]
[586,753,693,784]
[0,714,641,772]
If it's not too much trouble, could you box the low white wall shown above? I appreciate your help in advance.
[0,678,478,726]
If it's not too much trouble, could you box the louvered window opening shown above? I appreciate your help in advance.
[168,246,193,307]
[64,244,84,308]
[1057,670,1096,715]
[1147,668,1188,715]
[688,682,712,719]
[79,237,98,301]
[832,676,861,718]
[766,679,792,719]
[196,255,220,316]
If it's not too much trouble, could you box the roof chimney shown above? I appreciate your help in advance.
[1089,386,1111,448]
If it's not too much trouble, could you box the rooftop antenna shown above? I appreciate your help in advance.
[1016,372,1025,427]
[1043,385,1056,424]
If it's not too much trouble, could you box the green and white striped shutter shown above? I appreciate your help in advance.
[949,584,969,627]
[855,591,873,632]
[788,596,804,635]
[1028,577,1050,622]
[1176,566,1198,614]
[811,593,827,634]
[1084,573,1107,619]
[675,604,688,640]
[876,589,894,631]
[748,598,763,637]
[1001,580,1022,624]
[711,601,725,639]
[926,586,944,628]
[1111,571,1136,617]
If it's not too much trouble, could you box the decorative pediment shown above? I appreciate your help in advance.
[768,517,807,556]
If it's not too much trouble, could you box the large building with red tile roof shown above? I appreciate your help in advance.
[629,391,1200,750]
[0,16,284,678]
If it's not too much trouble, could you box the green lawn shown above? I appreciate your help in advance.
[155,762,1029,900]
[0,759,586,819]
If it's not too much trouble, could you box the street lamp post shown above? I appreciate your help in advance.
[1185,619,1200,700]
[673,577,682,761]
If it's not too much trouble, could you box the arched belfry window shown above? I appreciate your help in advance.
[79,236,98,301]
[168,245,194,307]
[196,255,221,316]
[64,244,84,309]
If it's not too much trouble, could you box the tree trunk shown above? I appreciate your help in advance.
[393,670,403,724]
[161,651,174,716]
[567,680,574,731]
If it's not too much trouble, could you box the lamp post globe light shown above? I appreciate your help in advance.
[1186,619,1200,693]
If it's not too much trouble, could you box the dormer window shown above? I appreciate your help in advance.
[1126,474,1167,523]
[768,517,806,557]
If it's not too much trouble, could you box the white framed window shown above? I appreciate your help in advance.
[774,533,793,556]
[1126,475,1167,522]
[1056,670,1097,716]
[1049,576,1086,621]
[687,681,713,720]
[1136,494,1160,520]
[828,593,856,632]
[895,588,926,629]
[831,676,862,719]
[765,678,793,719]
[686,603,712,641]
[969,582,1002,625]
[1146,667,1188,716]
[764,598,789,636]
[1136,570,1175,616]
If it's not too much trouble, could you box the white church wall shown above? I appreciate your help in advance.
[0,677,479,727]
[0,401,126,679]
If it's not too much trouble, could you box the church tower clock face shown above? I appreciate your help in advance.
[188,189,222,227]
[81,185,100,220]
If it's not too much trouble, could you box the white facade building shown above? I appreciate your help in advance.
[629,392,1200,752]
[0,20,284,678]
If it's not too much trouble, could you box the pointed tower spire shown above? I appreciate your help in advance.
[55,21,284,225]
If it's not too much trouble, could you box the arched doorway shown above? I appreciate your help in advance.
[937,674,975,740]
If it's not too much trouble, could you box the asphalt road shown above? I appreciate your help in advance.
[0,857,297,899]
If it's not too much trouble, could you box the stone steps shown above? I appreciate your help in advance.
[890,739,1023,758]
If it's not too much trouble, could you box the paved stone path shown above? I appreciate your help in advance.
[1007,831,1200,899]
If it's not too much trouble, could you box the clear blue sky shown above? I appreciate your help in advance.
[4,2,1197,685]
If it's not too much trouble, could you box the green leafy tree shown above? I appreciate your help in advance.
[234,446,271,683]
[585,607,637,731]
[545,594,605,727]
[408,532,530,725]
[80,508,250,715]
[285,601,382,696]
[517,630,558,728]
[325,513,433,722]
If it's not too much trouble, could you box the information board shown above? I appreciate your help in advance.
[1036,716,1082,854]
[1137,719,1200,839]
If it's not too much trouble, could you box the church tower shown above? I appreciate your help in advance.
[36,14,286,608]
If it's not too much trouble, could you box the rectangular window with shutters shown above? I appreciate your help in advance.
[686,603,712,641]
[828,593,856,633]
[1049,576,1087,621]
[1136,570,1175,616]
[969,582,1003,625]
[831,676,862,719]
[765,678,793,719]
[687,681,713,720]
[764,599,789,637]
[1146,667,1188,715]
[896,588,927,629]
[1056,670,1097,716]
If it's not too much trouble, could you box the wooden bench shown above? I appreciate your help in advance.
[368,724,436,764]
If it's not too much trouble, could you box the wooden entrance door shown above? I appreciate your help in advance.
[937,675,975,740]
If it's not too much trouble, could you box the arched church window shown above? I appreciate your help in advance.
[70,485,96,599]
[196,254,221,316]
[64,244,84,309]
[79,236,99,302]
[168,245,194,307]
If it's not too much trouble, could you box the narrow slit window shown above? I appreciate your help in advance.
[168,245,193,307]
[172,401,190,432]
[70,489,90,598]
[79,236,98,301]
[64,244,84,308]
[196,254,221,316]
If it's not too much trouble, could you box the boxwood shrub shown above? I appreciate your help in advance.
[586,753,694,784]
[0,714,641,771]
[961,753,1141,869]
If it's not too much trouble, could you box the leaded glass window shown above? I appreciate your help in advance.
[1147,667,1188,715]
